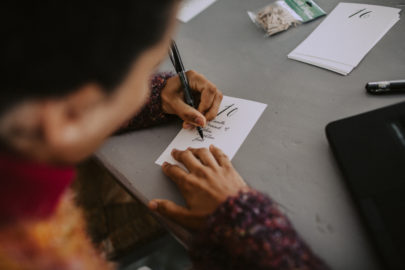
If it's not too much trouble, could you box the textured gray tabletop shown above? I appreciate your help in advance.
[96,0,405,269]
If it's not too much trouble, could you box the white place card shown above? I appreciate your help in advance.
[156,96,267,166]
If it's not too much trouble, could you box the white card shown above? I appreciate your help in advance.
[177,0,217,23]
[288,3,401,75]
[156,96,267,166]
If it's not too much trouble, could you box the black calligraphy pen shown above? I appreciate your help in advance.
[169,41,204,139]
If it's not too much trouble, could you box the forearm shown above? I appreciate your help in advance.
[190,190,328,270]
[117,72,175,133]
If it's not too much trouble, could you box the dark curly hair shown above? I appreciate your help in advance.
[0,0,177,115]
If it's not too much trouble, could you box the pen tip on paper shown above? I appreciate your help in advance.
[198,128,204,140]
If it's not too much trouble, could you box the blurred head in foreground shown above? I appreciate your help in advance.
[0,0,179,164]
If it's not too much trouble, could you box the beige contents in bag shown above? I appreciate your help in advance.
[248,0,326,37]
[255,4,300,36]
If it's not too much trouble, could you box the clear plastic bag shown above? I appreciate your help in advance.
[248,0,326,37]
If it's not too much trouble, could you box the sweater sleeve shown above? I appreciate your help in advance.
[190,191,329,270]
[117,72,176,134]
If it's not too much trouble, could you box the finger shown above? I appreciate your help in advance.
[172,148,204,172]
[148,199,191,227]
[162,162,199,200]
[186,70,219,115]
[162,162,189,187]
[189,147,218,168]
[171,98,206,127]
[209,145,232,167]
[204,92,223,121]
[182,121,194,130]
[197,86,216,115]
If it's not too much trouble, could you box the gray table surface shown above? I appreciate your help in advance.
[96,0,405,269]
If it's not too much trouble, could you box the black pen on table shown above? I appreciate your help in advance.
[169,41,204,139]
[366,79,405,95]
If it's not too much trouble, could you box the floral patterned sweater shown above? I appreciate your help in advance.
[0,73,328,270]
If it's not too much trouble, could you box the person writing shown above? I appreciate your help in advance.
[0,1,327,269]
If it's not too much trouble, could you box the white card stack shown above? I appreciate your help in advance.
[288,3,401,75]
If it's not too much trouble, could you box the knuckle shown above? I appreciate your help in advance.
[198,102,208,111]
[159,202,169,213]
[177,173,188,183]
[184,111,195,119]
[172,150,180,159]
[218,152,229,160]
[172,150,179,157]
[162,167,170,175]
[221,153,229,160]
[182,181,194,191]
[161,92,171,103]
[223,162,233,169]
[196,148,207,155]
[192,181,206,191]
[205,111,216,120]
[187,70,197,78]
[162,205,173,216]
[212,148,221,155]
[195,166,207,177]
[179,150,189,159]
[163,164,171,172]
[207,87,216,94]
[163,164,175,172]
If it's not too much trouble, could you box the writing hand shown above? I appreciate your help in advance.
[161,70,223,129]
[149,145,248,230]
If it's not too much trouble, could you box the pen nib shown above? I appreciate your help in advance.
[197,128,204,140]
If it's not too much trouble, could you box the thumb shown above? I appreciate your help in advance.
[172,99,206,127]
[149,199,191,226]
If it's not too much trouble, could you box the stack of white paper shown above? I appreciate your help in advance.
[288,3,401,75]
[177,0,217,23]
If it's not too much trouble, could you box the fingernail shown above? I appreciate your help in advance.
[195,117,204,126]
[162,162,169,167]
[171,149,178,155]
